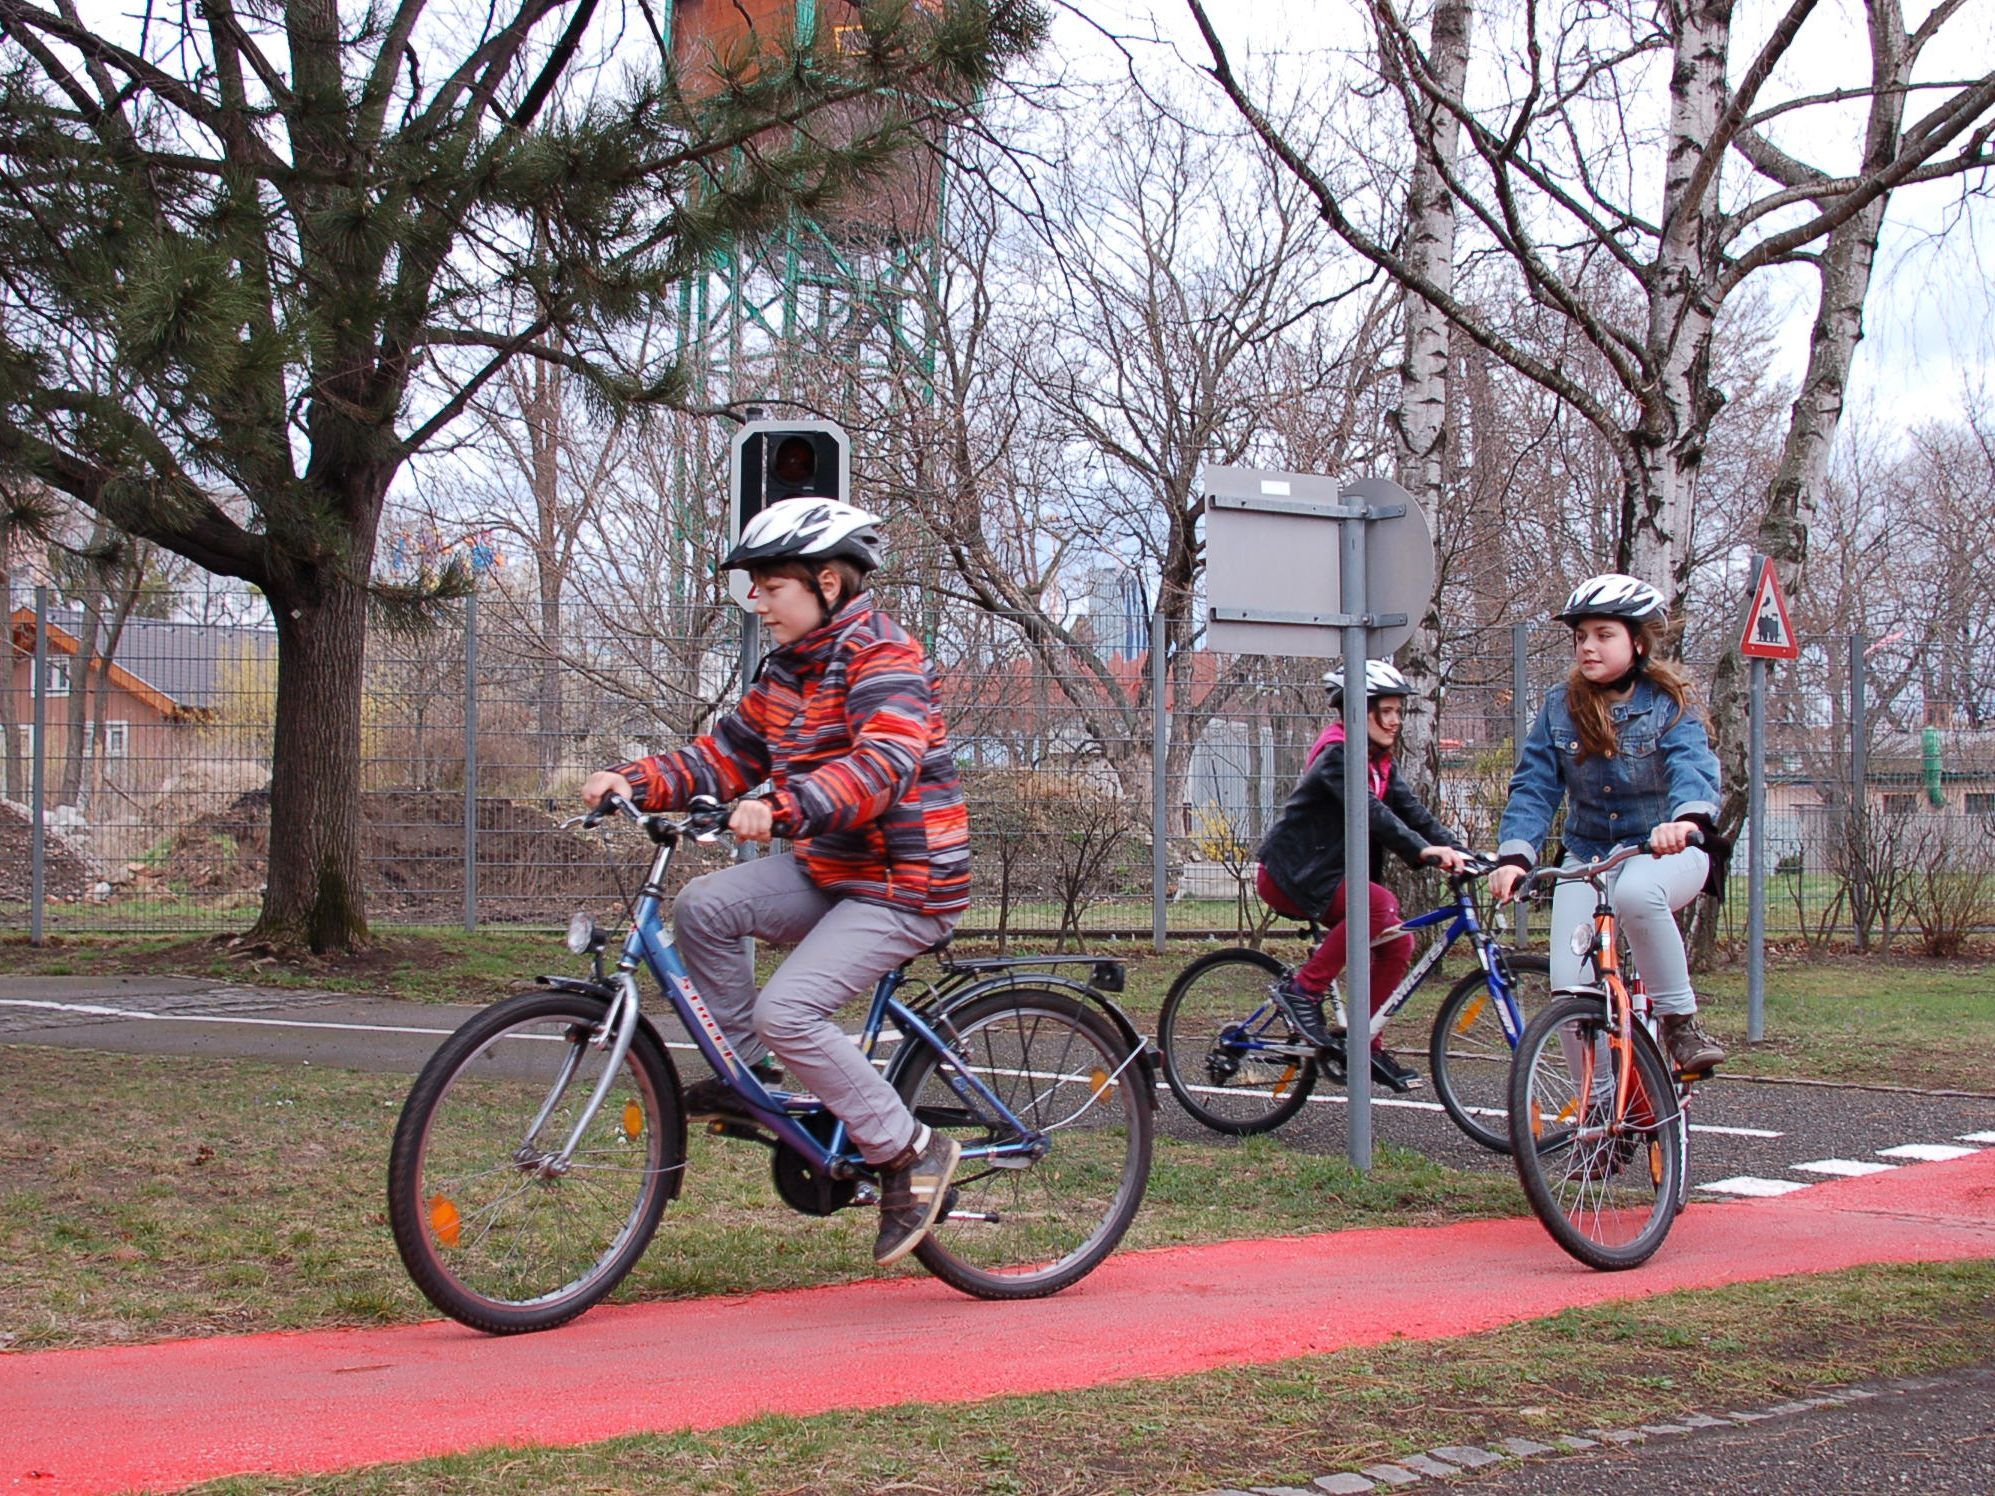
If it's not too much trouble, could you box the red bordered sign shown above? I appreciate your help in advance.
[1738,556,1800,661]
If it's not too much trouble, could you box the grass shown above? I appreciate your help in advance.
[179,1259,1995,1495]
[0,1045,1524,1352]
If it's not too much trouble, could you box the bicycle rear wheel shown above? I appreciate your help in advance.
[1158,948,1318,1134]
[387,991,683,1333]
[896,990,1153,1300]
[1428,952,1550,1153]
[1507,993,1683,1270]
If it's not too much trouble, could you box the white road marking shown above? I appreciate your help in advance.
[1699,1176,1811,1197]
[1957,1131,1995,1144]
[1165,1082,1781,1136]
[1792,1159,1896,1177]
[1877,1143,1982,1162]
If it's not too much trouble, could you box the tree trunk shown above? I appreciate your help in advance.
[57,590,103,807]
[1625,0,1731,602]
[87,579,140,810]
[248,571,370,952]
[1390,0,1473,796]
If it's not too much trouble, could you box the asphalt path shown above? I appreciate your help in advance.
[1441,1364,1995,1495]
[4,975,1990,1200]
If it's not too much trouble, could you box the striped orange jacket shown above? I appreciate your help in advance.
[610,600,971,915]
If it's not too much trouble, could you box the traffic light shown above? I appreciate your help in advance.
[728,418,851,543]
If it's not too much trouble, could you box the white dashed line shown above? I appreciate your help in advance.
[1792,1158,1896,1178]
[1958,1131,1995,1145]
[1876,1143,1981,1162]
[1699,1176,1812,1197]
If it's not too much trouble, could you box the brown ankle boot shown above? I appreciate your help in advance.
[1660,1012,1725,1075]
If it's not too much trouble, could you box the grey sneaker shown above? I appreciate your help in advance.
[1659,1012,1725,1075]
[873,1125,961,1266]
[1269,975,1337,1050]
[681,1060,780,1122]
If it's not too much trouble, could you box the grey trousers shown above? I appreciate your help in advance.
[671,852,957,1164]
[1548,846,1708,1015]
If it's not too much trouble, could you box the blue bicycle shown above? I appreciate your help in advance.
[1158,854,1549,1150]
[388,795,1154,1334]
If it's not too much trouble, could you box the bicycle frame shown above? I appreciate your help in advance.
[1333,878,1530,1046]
[554,808,1142,1185]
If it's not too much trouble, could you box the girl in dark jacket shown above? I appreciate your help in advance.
[1255,661,1470,1091]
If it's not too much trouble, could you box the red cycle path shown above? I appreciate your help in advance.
[6,1150,1993,1494]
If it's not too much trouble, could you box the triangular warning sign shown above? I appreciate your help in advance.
[1738,557,1800,660]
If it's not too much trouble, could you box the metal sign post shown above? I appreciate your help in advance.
[1737,555,1800,1043]
[1205,468,1434,1173]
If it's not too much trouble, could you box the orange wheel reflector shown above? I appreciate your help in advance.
[428,1195,462,1249]
[1090,1068,1116,1102]
[1454,995,1487,1034]
[1649,1142,1665,1187]
[1529,1099,1544,1140]
[622,1099,644,1139]
[1274,1063,1298,1100]
[1556,1098,1579,1124]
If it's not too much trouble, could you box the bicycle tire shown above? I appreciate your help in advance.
[1506,993,1683,1271]
[387,990,683,1333]
[1158,948,1318,1135]
[1428,952,1551,1154]
[895,989,1152,1300]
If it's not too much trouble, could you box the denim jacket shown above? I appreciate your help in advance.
[1497,679,1721,864]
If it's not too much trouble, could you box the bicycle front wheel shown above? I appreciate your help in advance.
[1429,952,1550,1153]
[387,991,683,1333]
[1158,948,1318,1134]
[897,990,1153,1300]
[1506,993,1683,1271]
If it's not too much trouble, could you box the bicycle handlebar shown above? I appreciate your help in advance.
[577,792,734,844]
[1519,827,1706,897]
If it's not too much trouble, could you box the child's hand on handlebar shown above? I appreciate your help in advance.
[1488,864,1527,903]
[729,798,776,843]
[1421,845,1472,875]
[1648,820,1703,856]
[582,770,633,810]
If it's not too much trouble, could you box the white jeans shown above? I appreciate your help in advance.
[1548,846,1708,1015]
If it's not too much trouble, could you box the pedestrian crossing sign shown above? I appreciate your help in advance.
[1738,556,1800,660]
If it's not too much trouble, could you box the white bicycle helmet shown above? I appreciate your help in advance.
[1322,659,1412,708]
[723,497,885,574]
[1553,573,1665,626]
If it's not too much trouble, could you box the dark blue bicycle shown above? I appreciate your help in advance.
[388,795,1154,1334]
[1158,854,1548,1150]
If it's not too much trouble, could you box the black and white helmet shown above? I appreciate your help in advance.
[1552,573,1666,627]
[1322,659,1412,708]
[722,497,884,574]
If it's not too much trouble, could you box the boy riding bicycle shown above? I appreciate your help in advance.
[581,497,971,1267]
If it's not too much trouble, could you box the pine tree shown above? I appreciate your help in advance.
[0,0,1042,950]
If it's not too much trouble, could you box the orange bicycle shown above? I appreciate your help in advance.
[1505,836,1706,1269]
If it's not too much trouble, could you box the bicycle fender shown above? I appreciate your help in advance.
[533,975,688,1200]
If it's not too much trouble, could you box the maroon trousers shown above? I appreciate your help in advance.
[1257,867,1413,1052]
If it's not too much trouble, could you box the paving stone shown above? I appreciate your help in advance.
[1640,1422,1693,1436]
[1499,1437,1558,1456]
[1430,1446,1504,1468]
[1727,1410,1774,1422]
[1679,1413,1732,1429]
[1312,1476,1377,1494]
[1359,1465,1422,1487]
[1556,1435,1600,1451]
[1398,1455,1462,1478]
[1251,1486,1319,1495]
[1596,1428,1646,1445]
[1763,1401,1815,1416]
[1835,1388,1881,1401]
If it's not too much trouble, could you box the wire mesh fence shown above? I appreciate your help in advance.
[6,583,1993,949]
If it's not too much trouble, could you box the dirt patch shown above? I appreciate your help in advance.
[161,789,631,921]
[0,799,97,903]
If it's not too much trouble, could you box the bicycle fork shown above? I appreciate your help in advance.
[525,970,644,1176]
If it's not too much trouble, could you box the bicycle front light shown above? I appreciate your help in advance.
[1570,923,1595,958]
[565,912,598,955]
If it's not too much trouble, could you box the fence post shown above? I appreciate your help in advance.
[1510,621,1529,945]
[1849,632,1867,945]
[1151,604,1167,955]
[30,585,48,944]
[463,591,478,932]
